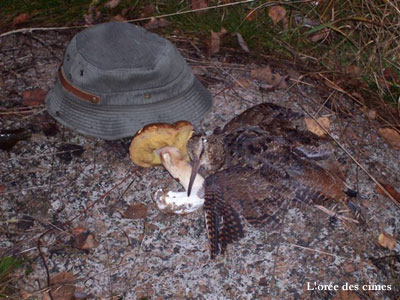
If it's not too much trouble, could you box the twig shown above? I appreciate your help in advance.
[37,233,54,300]
[314,205,359,224]
[5,149,87,162]
[0,183,65,195]
[284,243,361,262]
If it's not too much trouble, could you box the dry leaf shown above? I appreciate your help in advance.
[333,290,361,300]
[72,227,99,250]
[42,272,76,300]
[378,127,400,149]
[367,109,376,120]
[0,185,4,193]
[83,13,94,25]
[13,13,29,26]
[305,117,331,136]
[123,203,148,219]
[310,28,330,42]
[250,65,288,90]
[236,33,249,53]
[105,0,120,9]
[84,1,100,25]
[376,183,400,204]
[268,6,288,29]
[345,65,361,77]
[144,17,170,30]
[111,14,126,22]
[22,88,47,107]
[141,4,154,18]
[234,78,251,88]
[245,8,258,21]
[383,68,399,82]
[343,263,356,273]
[207,27,228,56]
[192,0,208,10]
[378,232,397,250]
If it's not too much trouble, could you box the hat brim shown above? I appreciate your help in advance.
[46,78,213,140]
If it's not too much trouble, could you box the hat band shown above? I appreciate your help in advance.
[59,67,100,104]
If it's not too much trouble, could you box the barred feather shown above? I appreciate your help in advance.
[200,103,365,258]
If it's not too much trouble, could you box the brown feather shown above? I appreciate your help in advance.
[201,103,363,258]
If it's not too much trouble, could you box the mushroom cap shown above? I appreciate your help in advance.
[129,121,194,167]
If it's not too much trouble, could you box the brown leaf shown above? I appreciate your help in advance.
[83,234,99,249]
[378,232,397,250]
[144,17,170,30]
[206,27,228,56]
[268,6,288,29]
[383,67,399,82]
[192,0,208,10]
[111,14,126,22]
[22,88,47,107]
[83,13,94,25]
[250,65,288,90]
[367,109,376,120]
[13,13,29,26]
[245,8,258,21]
[105,0,120,9]
[343,263,356,273]
[0,185,4,193]
[345,65,361,77]
[236,33,249,53]
[141,4,155,18]
[72,227,99,250]
[378,127,400,149]
[376,183,400,204]
[83,2,100,25]
[310,28,330,43]
[42,272,76,300]
[333,290,361,300]
[234,78,251,88]
[305,117,331,137]
[123,203,148,219]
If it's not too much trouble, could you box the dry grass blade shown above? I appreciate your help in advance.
[285,243,362,263]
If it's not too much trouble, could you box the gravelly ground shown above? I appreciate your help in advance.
[1,28,400,300]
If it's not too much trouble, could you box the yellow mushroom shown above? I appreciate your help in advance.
[129,121,194,168]
[129,121,205,214]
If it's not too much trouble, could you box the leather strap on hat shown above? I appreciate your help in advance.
[58,67,100,104]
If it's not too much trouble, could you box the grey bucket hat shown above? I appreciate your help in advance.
[46,22,213,140]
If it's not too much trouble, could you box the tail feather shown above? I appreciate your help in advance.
[204,182,244,258]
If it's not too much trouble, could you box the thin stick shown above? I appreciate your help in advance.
[37,233,54,300]
[285,243,361,263]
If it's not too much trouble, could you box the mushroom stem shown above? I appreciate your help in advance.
[154,146,205,214]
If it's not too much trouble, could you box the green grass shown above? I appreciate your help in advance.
[0,256,25,298]
[0,0,399,122]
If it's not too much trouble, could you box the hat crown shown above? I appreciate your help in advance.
[76,22,165,70]
[61,22,193,105]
